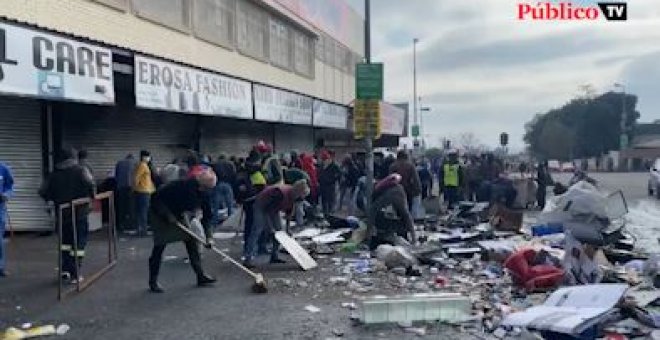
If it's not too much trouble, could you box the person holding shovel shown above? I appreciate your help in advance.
[147,169,218,293]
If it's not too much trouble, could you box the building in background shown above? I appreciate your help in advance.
[0,0,363,230]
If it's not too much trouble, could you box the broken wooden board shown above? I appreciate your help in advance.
[274,231,318,271]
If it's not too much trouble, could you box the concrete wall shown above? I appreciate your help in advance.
[0,0,354,104]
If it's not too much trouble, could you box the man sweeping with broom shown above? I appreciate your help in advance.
[147,169,218,293]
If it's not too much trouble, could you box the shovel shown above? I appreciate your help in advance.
[175,221,268,293]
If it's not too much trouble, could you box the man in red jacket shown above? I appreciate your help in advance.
[243,180,310,268]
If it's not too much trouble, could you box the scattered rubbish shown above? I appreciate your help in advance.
[293,228,322,239]
[502,284,628,335]
[212,232,236,240]
[55,324,70,336]
[163,255,178,262]
[304,305,321,313]
[404,327,426,336]
[341,302,357,310]
[492,327,508,339]
[358,293,471,324]
[20,324,31,330]
[3,325,56,340]
[274,231,317,270]
[312,229,352,244]
[331,328,344,337]
[375,244,418,269]
[298,281,309,288]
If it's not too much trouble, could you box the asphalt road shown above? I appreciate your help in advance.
[2,172,657,340]
[552,171,649,202]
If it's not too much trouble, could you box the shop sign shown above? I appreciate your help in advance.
[312,100,348,129]
[0,21,114,104]
[254,84,312,125]
[134,55,252,119]
[380,101,406,136]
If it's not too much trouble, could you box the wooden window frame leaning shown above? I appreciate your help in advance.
[57,191,118,301]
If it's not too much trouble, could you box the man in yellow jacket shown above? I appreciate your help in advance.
[134,150,155,236]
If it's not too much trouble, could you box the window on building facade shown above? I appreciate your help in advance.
[132,0,191,32]
[193,0,235,49]
[91,0,128,11]
[324,35,335,68]
[334,41,345,71]
[236,0,267,60]
[315,36,324,62]
[269,17,291,69]
[293,29,313,77]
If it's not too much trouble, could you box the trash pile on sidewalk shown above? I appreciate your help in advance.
[283,181,660,339]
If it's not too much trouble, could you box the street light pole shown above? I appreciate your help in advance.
[614,83,627,149]
[419,96,431,151]
[413,38,419,151]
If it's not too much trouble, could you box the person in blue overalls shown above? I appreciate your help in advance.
[0,162,14,277]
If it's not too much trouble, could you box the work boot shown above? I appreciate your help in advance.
[149,281,164,293]
[148,255,162,292]
[197,273,217,287]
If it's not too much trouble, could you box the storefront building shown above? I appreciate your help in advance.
[0,0,362,230]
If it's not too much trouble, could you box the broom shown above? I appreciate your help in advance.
[175,221,267,293]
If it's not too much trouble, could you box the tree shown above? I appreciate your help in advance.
[524,91,640,160]
[424,147,443,160]
[457,132,482,153]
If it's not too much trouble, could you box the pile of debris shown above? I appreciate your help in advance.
[283,181,660,339]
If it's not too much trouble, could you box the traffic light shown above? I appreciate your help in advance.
[500,132,509,146]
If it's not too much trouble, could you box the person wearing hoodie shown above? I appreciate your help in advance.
[0,162,14,277]
[243,180,310,268]
[318,150,341,215]
[39,148,95,283]
[367,174,416,250]
[389,150,422,211]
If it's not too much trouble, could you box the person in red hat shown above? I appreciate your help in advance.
[318,150,341,215]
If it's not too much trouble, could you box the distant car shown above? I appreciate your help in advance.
[561,162,575,172]
[648,159,660,198]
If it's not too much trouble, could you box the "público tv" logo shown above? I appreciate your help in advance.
[518,2,627,21]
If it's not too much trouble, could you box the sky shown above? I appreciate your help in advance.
[345,0,660,150]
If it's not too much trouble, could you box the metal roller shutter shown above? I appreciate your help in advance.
[200,118,273,158]
[274,124,314,154]
[0,97,51,231]
[62,104,197,179]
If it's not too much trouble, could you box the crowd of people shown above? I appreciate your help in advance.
[1,142,565,291]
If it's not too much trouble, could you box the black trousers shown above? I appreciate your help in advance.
[60,217,89,279]
[537,185,547,209]
[115,187,134,230]
[320,184,336,215]
[149,239,204,283]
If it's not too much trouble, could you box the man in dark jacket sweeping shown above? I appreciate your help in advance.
[147,170,218,293]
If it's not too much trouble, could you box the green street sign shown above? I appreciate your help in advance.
[412,124,420,137]
[356,63,383,100]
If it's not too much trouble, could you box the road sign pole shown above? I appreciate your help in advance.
[364,0,373,217]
